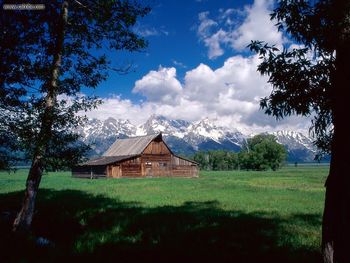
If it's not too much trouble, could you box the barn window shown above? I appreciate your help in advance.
[145,161,152,166]
[159,162,167,167]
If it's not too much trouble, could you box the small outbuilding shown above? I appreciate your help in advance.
[72,133,198,178]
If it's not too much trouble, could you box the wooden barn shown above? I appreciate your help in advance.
[72,133,198,178]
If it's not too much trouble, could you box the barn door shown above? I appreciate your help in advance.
[112,165,120,178]
[144,161,152,177]
[145,167,152,177]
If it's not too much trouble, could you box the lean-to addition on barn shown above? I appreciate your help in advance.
[72,133,198,178]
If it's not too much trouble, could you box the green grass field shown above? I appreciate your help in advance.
[0,166,328,262]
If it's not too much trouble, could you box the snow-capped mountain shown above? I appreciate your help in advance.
[76,117,136,155]
[270,130,318,162]
[136,115,190,138]
[77,117,135,141]
[183,118,244,152]
[272,130,315,151]
[76,115,321,162]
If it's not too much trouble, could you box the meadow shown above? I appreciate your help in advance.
[0,165,328,262]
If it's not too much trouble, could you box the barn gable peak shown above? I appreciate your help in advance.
[103,133,164,157]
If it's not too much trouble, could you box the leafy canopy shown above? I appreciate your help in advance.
[194,150,239,171]
[193,135,286,171]
[239,134,287,171]
[0,0,150,169]
[248,0,336,155]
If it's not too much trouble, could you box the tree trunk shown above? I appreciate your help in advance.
[12,158,44,232]
[322,1,350,262]
[12,1,69,233]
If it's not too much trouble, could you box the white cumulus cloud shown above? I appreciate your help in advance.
[132,66,182,105]
[183,55,270,104]
[196,0,284,59]
[85,54,311,134]
[231,0,284,50]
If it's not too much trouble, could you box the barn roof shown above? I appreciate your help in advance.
[175,155,199,165]
[103,133,163,157]
[80,155,138,166]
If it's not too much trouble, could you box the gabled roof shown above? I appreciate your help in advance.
[103,133,162,157]
[79,155,138,166]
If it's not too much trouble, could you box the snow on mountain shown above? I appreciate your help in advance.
[136,115,190,138]
[76,115,319,162]
[76,117,136,155]
[269,130,317,162]
[183,118,243,152]
[186,118,226,143]
[86,118,135,139]
[272,130,315,151]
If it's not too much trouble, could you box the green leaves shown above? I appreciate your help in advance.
[248,0,335,154]
[239,134,287,171]
[1,0,150,169]
[193,135,287,171]
[194,151,239,171]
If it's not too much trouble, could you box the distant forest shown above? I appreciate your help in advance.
[191,135,287,171]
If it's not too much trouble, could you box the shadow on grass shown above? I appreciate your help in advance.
[0,189,321,263]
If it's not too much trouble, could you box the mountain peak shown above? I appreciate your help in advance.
[147,114,166,122]
[138,114,190,138]
[76,116,319,162]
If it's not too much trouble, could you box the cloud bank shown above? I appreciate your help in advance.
[86,54,310,135]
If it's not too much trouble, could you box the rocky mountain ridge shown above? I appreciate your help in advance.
[77,115,320,162]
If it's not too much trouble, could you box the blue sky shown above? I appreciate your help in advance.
[96,0,254,99]
[86,0,310,134]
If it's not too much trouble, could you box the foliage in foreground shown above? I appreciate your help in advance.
[1,1,150,170]
[249,1,350,261]
[2,0,151,231]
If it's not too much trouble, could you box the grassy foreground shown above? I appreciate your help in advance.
[0,166,328,262]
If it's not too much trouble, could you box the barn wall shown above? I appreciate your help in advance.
[72,138,198,178]
[118,157,142,177]
[107,164,122,178]
[170,155,199,177]
[72,165,107,179]
[143,140,171,155]
[144,160,171,177]
[133,154,198,178]
[142,154,171,163]
[171,165,198,177]
[141,140,172,177]
[141,152,172,177]
[171,155,197,166]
